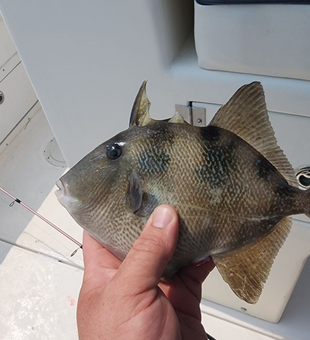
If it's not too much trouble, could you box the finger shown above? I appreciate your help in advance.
[176,259,215,303]
[114,205,179,294]
[179,258,215,285]
[83,233,122,270]
[159,260,215,320]
[82,231,121,271]
[83,231,104,257]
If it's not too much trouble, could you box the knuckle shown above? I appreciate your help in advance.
[132,234,166,256]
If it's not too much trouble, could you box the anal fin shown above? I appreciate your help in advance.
[213,217,292,304]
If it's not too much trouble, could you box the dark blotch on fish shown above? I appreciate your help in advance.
[197,126,237,189]
[137,125,172,176]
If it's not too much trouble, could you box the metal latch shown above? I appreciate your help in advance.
[175,104,206,127]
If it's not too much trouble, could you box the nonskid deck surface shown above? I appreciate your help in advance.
[0,109,308,339]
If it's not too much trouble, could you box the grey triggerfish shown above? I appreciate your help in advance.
[56,82,310,304]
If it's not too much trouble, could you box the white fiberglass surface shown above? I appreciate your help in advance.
[0,108,83,339]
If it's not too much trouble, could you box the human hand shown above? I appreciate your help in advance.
[77,205,215,340]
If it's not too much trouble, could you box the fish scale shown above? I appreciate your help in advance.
[56,81,310,303]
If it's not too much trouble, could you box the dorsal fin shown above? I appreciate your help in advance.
[129,81,157,127]
[210,82,298,187]
[168,111,188,124]
[130,82,190,127]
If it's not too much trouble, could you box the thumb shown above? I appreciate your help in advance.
[115,205,179,292]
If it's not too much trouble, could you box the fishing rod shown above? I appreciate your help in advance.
[0,187,218,339]
[0,186,82,256]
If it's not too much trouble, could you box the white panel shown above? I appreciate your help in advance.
[0,62,38,148]
[0,13,16,68]
[195,3,310,80]
[0,52,19,81]
[0,109,83,266]
[0,0,194,167]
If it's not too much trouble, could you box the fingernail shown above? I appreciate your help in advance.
[152,206,173,228]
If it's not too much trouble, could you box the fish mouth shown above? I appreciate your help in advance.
[55,179,70,207]
[55,179,66,198]
[55,179,79,212]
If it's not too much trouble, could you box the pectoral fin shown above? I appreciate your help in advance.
[213,217,292,304]
[126,171,143,213]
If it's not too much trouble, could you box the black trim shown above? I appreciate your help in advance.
[196,0,310,5]
[206,333,217,340]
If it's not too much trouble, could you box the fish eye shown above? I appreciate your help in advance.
[106,143,122,160]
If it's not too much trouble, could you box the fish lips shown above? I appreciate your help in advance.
[55,179,65,197]
[55,179,79,212]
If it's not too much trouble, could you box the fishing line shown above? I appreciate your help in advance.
[0,186,82,256]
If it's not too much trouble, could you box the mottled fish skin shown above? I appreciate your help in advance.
[59,121,300,268]
[56,81,310,303]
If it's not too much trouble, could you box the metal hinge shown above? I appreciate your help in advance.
[175,104,206,127]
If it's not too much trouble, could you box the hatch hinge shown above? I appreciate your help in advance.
[175,104,206,126]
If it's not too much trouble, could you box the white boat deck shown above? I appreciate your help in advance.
[0,108,83,339]
[0,107,309,339]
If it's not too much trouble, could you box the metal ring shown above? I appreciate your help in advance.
[295,166,310,189]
